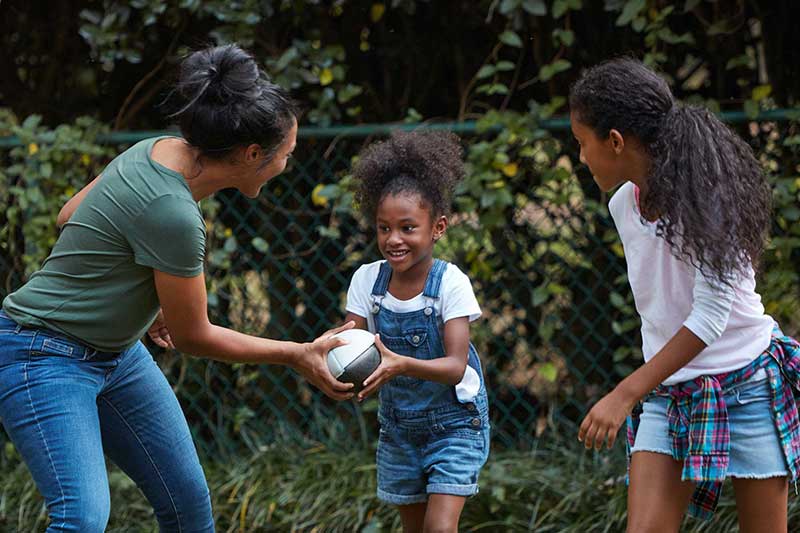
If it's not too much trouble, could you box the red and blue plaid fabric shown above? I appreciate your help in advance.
[626,325,800,519]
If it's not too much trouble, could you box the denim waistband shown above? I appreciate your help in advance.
[0,310,121,362]
[380,394,488,423]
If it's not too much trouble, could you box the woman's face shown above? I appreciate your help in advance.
[570,112,625,192]
[238,117,298,198]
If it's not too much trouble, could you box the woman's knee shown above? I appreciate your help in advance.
[154,478,214,532]
[47,491,110,533]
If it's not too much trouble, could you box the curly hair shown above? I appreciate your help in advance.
[569,57,772,286]
[352,130,465,223]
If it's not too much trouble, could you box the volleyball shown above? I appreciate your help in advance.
[327,329,381,393]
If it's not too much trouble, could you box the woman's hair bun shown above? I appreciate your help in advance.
[168,44,298,158]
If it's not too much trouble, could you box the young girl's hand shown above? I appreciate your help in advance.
[578,387,637,450]
[358,334,407,401]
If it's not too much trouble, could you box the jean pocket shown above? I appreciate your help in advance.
[438,411,487,440]
[382,332,430,389]
[30,331,84,359]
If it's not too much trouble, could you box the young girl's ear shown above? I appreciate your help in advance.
[432,215,448,242]
[609,129,625,154]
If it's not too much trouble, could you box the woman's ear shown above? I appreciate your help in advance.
[609,129,625,154]
[243,143,263,163]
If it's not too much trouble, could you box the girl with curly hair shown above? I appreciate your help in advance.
[343,131,490,533]
[570,57,800,532]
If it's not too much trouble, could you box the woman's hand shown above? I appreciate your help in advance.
[293,321,356,401]
[357,334,408,402]
[578,387,637,450]
[147,308,175,350]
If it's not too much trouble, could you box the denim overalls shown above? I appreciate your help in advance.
[371,259,490,504]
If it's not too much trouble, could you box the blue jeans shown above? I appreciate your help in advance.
[0,311,214,532]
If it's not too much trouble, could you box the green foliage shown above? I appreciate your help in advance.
[2,438,799,531]
[0,112,116,279]
[266,40,364,126]
[3,0,800,461]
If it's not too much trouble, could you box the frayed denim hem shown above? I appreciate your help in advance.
[629,446,674,457]
[727,471,789,479]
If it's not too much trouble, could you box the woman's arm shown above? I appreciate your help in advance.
[57,175,102,227]
[357,316,470,401]
[578,326,706,450]
[154,269,355,400]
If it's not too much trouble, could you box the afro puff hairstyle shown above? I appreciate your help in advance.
[352,130,465,224]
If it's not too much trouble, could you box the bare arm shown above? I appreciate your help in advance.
[615,326,706,401]
[344,312,368,331]
[578,326,706,449]
[57,175,102,227]
[357,316,471,401]
[155,269,354,400]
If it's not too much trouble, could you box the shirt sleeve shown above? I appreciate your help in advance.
[128,195,206,277]
[345,264,373,320]
[441,265,482,323]
[682,267,736,346]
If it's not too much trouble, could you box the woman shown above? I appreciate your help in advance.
[0,44,353,532]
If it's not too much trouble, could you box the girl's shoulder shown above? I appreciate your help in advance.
[350,259,386,286]
[608,181,635,220]
[438,261,475,291]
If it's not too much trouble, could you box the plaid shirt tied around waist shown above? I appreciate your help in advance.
[626,325,800,520]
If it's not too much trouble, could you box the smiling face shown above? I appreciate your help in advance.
[375,192,446,277]
[237,117,298,198]
[570,111,627,192]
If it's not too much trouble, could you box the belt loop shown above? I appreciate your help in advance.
[84,347,97,361]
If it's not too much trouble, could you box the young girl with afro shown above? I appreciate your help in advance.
[570,57,800,532]
[343,131,490,532]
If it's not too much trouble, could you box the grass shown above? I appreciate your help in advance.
[1,437,799,532]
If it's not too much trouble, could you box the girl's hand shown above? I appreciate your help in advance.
[578,387,637,450]
[357,334,407,401]
[294,321,356,401]
[147,308,175,349]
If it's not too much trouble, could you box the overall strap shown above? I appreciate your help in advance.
[371,260,393,296]
[422,259,448,299]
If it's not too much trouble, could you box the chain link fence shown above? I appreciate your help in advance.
[1,119,797,459]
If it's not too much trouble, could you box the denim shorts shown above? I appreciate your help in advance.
[631,369,789,478]
[376,396,490,505]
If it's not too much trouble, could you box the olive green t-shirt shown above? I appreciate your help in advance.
[3,136,206,352]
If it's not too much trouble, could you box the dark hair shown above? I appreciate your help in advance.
[569,57,772,286]
[168,44,299,160]
[353,131,465,223]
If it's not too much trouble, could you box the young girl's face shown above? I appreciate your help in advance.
[570,112,625,192]
[376,192,446,275]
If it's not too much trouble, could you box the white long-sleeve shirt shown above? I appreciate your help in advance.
[609,181,774,385]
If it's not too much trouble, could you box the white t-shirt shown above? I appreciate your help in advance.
[609,181,774,385]
[345,260,482,400]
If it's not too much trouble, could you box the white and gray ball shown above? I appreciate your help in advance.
[327,329,381,393]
